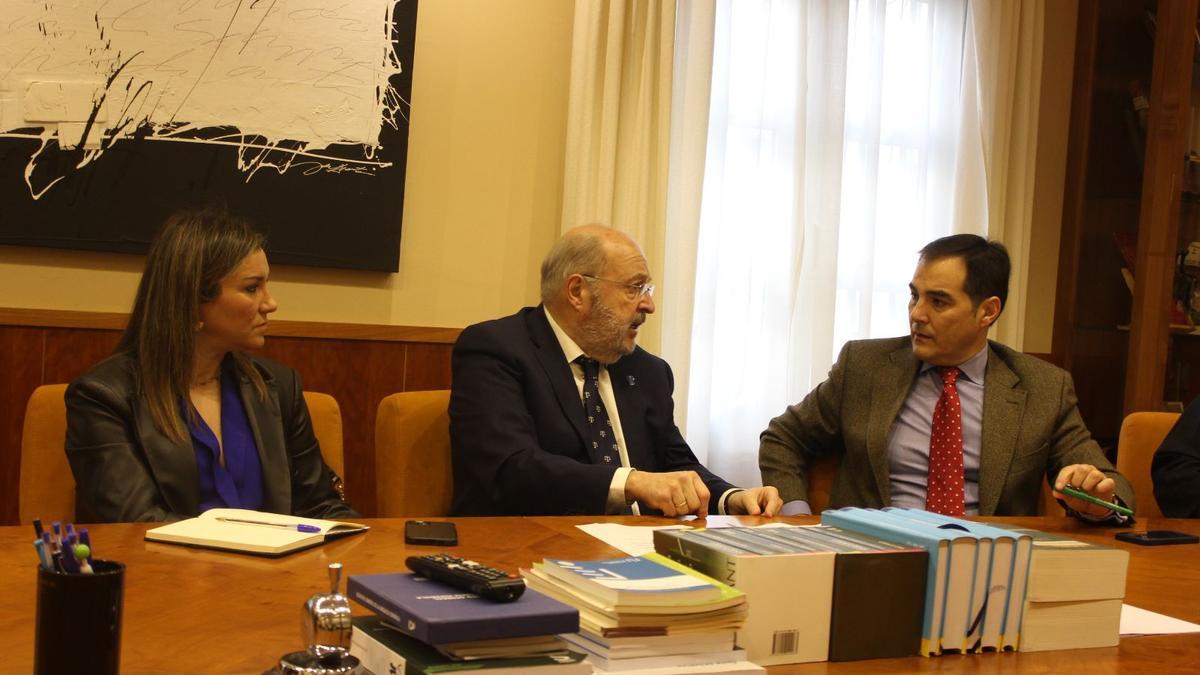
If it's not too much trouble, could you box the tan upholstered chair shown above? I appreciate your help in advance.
[1039,481,1061,516]
[375,390,453,517]
[19,385,346,524]
[805,454,838,514]
[1115,411,1181,518]
[19,384,71,525]
[303,391,345,482]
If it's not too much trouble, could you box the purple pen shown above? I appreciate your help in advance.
[215,516,321,533]
[59,534,79,574]
[51,522,62,549]
[79,528,94,563]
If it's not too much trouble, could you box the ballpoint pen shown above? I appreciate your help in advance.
[33,539,51,571]
[215,517,322,533]
[1061,484,1134,517]
[79,528,94,564]
[60,534,79,574]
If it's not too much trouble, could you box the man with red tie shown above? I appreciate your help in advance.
[759,234,1134,521]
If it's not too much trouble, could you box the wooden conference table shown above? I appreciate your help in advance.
[1,515,1198,674]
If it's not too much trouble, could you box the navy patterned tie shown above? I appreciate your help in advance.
[576,356,619,465]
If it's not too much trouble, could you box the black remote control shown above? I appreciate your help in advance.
[405,553,526,602]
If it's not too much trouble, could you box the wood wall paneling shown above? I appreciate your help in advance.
[42,329,123,384]
[404,343,454,391]
[0,327,45,525]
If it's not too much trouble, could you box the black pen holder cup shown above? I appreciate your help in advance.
[34,559,125,675]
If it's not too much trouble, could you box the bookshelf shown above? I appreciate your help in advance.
[1053,0,1200,447]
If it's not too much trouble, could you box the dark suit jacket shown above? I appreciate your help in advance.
[759,337,1134,516]
[449,306,737,515]
[1152,396,1200,517]
[66,352,357,522]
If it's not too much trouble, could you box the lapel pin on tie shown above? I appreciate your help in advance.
[627,375,636,386]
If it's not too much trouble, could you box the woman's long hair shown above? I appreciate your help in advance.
[118,207,268,443]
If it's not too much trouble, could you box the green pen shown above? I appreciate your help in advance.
[1061,484,1133,517]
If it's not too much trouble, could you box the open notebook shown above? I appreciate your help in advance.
[145,507,368,556]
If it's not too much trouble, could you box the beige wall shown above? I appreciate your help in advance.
[0,0,1076,352]
[1022,0,1078,354]
[0,0,575,330]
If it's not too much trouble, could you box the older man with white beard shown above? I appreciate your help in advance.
[449,225,781,517]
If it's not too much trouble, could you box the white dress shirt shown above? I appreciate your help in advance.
[544,308,739,515]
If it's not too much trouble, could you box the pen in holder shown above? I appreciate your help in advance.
[35,560,125,675]
[278,562,364,674]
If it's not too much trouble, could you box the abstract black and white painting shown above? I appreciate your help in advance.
[0,0,417,271]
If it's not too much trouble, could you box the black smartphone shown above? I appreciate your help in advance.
[1115,530,1199,546]
[404,520,459,546]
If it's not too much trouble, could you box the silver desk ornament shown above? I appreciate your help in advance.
[278,563,365,675]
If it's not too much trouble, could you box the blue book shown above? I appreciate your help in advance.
[821,507,978,657]
[539,555,724,607]
[347,572,579,645]
[888,509,1033,651]
[883,508,1029,652]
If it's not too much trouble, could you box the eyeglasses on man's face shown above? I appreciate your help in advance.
[581,274,655,301]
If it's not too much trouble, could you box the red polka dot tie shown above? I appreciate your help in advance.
[926,366,965,516]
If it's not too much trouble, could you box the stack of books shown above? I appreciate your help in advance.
[993,524,1129,652]
[653,523,927,663]
[346,571,588,674]
[822,507,1129,655]
[822,507,1029,656]
[522,553,763,674]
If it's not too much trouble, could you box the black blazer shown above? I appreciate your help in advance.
[65,352,358,522]
[1152,396,1200,517]
[449,306,737,516]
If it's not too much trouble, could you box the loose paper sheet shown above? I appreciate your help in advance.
[1120,604,1200,636]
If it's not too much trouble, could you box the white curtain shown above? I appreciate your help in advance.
[681,0,971,488]
[661,1,717,438]
[953,0,1046,349]
[561,0,677,353]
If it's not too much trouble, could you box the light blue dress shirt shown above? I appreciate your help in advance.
[780,345,988,516]
[886,345,987,514]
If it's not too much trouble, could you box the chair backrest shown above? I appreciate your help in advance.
[375,390,453,517]
[805,454,838,514]
[19,385,346,524]
[1116,411,1181,518]
[1038,480,1060,516]
[19,384,71,525]
[303,391,344,481]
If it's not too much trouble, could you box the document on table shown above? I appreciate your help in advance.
[576,523,691,556]
[1120,604,1200,636]
[577,520,794,556]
